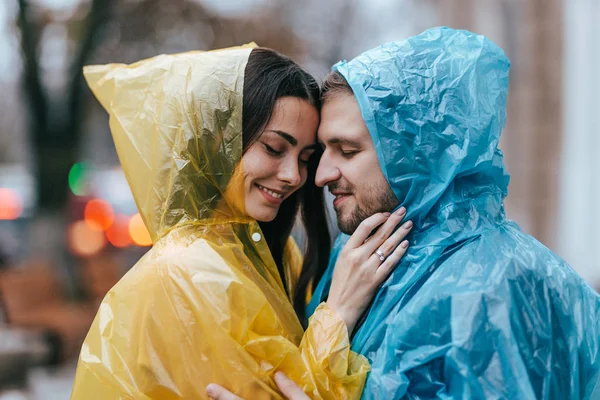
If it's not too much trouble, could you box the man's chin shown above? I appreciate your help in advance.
[336,213,361,235]
[336,203,383,235]
[338,225,355,235]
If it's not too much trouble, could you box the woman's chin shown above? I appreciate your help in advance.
[246,206,278,222]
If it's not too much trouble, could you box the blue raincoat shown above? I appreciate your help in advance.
[308,27,600,399]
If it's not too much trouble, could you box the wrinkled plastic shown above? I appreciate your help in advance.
[72,45,369,400]
[308,27,600,399]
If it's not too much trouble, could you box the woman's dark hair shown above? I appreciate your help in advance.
[243,48,331,325]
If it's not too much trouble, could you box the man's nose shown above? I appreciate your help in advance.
[315,152,341,188]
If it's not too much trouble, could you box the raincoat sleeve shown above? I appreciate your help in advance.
[285,239,371,399]
[71,239,369,400]
[300,303,370,398]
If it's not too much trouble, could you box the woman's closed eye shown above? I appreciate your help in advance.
[263,143,284,156]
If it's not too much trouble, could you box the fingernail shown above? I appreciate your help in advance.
[396,207,406,216]
[274,371,286,381]
[401,240,409,248]
[404,220,413,229]
[206,385,216,397]
[383,212,391,217]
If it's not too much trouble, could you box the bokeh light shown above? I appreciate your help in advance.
[84,199,114,231]
[129,213,152,246]
[68,162,89,196]
[67,220,106,257]
[0,188,23,220]
[106,214,132,248]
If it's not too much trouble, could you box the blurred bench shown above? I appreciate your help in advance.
[0,261,94,363]
[79,254,120,308]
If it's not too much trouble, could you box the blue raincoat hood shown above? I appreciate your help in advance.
[335,26,510,236]
[308,27,600,399]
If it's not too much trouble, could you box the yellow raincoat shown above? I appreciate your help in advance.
[71,44,370,400]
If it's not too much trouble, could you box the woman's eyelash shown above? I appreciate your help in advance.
[264,144,283,156]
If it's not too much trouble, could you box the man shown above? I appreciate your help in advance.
[306,27,600,399]
[209,27,600,399]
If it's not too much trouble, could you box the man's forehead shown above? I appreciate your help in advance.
[317,95,371,144]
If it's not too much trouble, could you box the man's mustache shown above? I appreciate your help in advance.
[327,182,354,194]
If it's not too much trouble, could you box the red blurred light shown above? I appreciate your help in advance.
[0,188,23,220]
[84,199,114,231]
[106,214,132,248]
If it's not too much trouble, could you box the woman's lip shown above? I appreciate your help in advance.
[256,184,285,205]
[257,183,285,196]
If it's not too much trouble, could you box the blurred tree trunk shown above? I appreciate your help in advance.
[16,0,115,213]
[436,0,562,248]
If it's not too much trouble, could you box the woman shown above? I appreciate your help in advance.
[71,44,411,399]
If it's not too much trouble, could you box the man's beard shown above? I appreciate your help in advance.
[333,181,399,235]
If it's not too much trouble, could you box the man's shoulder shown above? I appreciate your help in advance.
[451,227,570,279]
[427,227,596,306]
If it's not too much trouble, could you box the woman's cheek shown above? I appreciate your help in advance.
[285,166,307,195]
[297,170,308,189]
[243,150,269,181]
[257,156,278,180]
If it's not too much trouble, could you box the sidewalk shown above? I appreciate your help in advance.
[0,363,75,400]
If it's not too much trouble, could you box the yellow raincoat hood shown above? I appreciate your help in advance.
[71,46,369,400]
[83,45,251,242]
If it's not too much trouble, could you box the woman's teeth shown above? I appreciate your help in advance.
[257,185,283,199]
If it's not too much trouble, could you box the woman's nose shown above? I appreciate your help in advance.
[278,158,302,186]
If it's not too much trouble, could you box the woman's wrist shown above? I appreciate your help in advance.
[325,300,355,335]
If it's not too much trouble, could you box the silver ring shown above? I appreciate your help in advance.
[375,249,386,262]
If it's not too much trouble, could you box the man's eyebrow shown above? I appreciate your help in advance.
[323,137,362,147]
[268,130,297,146]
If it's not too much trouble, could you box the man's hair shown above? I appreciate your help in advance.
[321,71,353,101]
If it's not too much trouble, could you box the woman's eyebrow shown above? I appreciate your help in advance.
[268,130,318,151]
[268,130,297,146]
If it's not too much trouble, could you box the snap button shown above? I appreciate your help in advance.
[251,232,262,242]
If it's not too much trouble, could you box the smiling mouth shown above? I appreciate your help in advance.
[332,193,351,208]
[256,184,284,199]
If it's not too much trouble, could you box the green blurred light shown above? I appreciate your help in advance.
[69,162,88,196]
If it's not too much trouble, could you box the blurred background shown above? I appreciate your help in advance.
[0,0,597,398]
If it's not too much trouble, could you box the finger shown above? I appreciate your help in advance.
[375,239,409,281]
[274,372,310,400]
[373,219,413,261]
[206,384,243,400]
[361,207,407,255]
[345,212,389,248]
